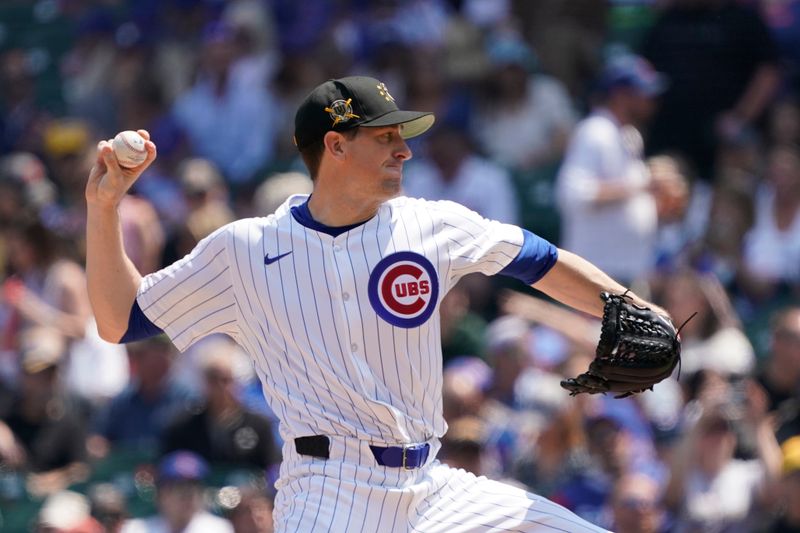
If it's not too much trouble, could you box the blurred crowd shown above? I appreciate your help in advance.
[0,0,799,531]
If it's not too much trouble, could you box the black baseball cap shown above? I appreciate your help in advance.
[293,76,435,150]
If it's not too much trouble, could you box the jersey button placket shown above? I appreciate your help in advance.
[330,238,363,362]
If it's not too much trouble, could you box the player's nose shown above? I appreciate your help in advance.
[394,137,412,161]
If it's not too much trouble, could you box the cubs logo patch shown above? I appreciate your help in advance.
[368,251,439,328]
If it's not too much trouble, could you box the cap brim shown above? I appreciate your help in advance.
[360,110,435,140]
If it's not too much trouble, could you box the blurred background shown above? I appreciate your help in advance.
[0,0,799,531]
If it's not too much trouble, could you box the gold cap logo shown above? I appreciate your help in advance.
[377,82,395,102]
[325,98,360,126]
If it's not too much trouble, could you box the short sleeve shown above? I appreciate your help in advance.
[432,201,525,284]
[136,225,240,351]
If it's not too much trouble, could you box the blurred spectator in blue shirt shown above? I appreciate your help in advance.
[609,473,669,533]
[121,450,233,533]
[90,336,197,456]
[511,400,588,499]
[552,399,662,529]
[172,22,276,186]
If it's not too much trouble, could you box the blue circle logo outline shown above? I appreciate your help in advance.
[368,251,439,328]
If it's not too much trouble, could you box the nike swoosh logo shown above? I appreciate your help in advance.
[264,251,292,265]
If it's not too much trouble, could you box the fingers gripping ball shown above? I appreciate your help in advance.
[560,291,682,398]
[112,131,147,168]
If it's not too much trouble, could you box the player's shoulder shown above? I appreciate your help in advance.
[389,196,487,224]
[387,195,427,211]
[389,195,459,213]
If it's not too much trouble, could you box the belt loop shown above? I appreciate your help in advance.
[294,435,330,459]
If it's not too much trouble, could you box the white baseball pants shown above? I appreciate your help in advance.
[273,436,609,532]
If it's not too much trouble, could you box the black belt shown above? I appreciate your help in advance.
[294,435,431,470]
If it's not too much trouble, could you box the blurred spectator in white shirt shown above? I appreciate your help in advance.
[665,386,782,533]
[472,32,577,172]
[741,144,800,302]
[556,55,665,284]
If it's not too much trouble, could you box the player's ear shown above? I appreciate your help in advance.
[323,131,347,161]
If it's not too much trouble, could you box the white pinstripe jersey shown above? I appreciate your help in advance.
[137,194,524,444]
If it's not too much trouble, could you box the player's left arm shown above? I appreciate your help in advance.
[441,202,666,318]
[532,248,667,318]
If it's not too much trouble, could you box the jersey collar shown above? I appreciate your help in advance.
[290,198,370,237]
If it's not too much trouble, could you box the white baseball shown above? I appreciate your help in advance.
[112,130,147,168]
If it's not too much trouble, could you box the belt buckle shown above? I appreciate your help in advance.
[402,445,413,470]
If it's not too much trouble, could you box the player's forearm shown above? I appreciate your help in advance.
[532,249,627,318]
[86,204,142,342]
[533,249,666,319]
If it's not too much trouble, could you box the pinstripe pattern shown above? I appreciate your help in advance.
[274,438,609,532]
[136,194,606,532]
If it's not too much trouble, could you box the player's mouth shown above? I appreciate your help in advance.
[384,162,404,176]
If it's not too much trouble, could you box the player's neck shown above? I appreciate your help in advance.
[307,188,381,227]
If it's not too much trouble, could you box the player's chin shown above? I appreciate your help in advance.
[379,178,403,198]
[380,170,403,193]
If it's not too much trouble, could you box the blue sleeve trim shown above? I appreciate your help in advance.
[120,299,164,343]
[498,229,559,285]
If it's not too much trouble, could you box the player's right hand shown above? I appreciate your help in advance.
[85,129,157,210]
